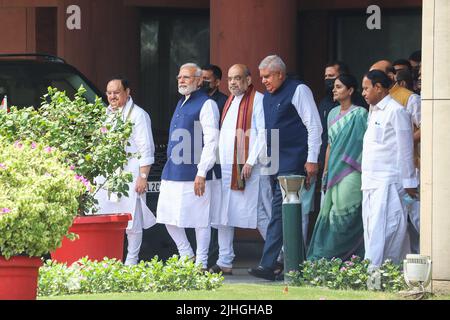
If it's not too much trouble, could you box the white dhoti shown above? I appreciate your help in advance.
[211,90,271,269]
[95,164,156,266]
[211,171,272,268]
[362,183,410,268]
[157,179,220,227]
[156,178,220,268]
[212,165,271,230]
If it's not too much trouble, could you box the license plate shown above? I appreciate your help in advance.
[147,181,161,193]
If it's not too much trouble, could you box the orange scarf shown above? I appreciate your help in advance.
[221,85,256,190]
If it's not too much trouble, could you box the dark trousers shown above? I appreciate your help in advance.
[207,227,219,268]
[259,173,291,270]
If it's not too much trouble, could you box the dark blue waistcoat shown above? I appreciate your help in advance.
[162,90,221,181]
[263,78,308,175]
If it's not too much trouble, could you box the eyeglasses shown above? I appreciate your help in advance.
[176,75,198,81]
[227,76,243,82]
[105,90,123,96]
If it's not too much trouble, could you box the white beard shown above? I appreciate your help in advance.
[178,83,198,96]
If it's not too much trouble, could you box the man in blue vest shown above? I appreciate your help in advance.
[248,55,322,280]
[156,63,221,270]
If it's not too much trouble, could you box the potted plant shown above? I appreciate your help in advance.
[0,140,86,300]
[0,87,134,265]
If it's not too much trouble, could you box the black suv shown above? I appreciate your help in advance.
[0,53,104,107]
[0,53,177,261]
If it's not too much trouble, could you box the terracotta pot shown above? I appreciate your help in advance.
[51,213,131,265]
[0,256,43,300]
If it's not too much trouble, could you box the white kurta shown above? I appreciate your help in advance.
[156,97,220,228]
[211,91,271,229]
[94,97,156,231]
[361,95,417,268]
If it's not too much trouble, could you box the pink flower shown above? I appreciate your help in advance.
[14,140,23,149]
[44,146,53,153]
[70,165,76,171]
[74,174,92,192]
[31,142,37,149]
[0,163,6,170]
[340,267,347,272]
[0,208,11,216]
[100,127,108,134]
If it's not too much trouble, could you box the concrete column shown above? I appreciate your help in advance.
[210,0,298,94]
[421,0,450,294]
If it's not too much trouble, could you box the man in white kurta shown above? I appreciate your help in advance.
[95,78,156,266]
[361,70,418,271]
[156,63,220,269]
[209,64,271,275]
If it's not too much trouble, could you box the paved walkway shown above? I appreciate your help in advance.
[219,241,283,284]
[222,268,279,284]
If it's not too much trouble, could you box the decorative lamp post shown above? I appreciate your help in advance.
[278,175,306,283]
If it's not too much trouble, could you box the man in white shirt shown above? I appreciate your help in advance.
[208,64,272,275]
[370,61,422,255]
[361,70,418,271]
[248,55,322,281]
[95,77,156,266]
[156,63,220,270]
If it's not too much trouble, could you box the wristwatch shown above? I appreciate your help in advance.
[140,173,148,179]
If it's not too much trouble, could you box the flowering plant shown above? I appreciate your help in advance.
[0,140,86,259]
[0,87,133,215]
[287,255,407,292]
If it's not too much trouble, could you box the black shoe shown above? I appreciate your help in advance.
[274,272,284,281]
[248,266,275,281]
[274,261,284,275]
[209,264,233,275]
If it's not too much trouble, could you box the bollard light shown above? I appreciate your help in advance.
[278,175,306,283]
[403,254,432,295]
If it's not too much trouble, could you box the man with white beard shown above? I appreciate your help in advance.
[208,64,272,275]
[156,63,221,270]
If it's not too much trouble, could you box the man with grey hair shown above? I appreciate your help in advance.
[248,55,322,281]
[156,63,221,270]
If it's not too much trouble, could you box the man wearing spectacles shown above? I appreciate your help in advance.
[156,63,221,270]
[248,55,323,281]
[96,77,156,266]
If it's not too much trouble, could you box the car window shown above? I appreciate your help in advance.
[0,62,101,109]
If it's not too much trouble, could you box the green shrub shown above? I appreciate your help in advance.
[0,87,133,215]
[0,140,86,259]
[38,256,224,296]
[287,256,407,292]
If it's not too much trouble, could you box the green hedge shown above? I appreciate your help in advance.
[38,256,224,297]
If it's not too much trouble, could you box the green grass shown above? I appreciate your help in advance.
[40,284,406,300]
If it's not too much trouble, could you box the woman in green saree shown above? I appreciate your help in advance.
[307,74,368,261]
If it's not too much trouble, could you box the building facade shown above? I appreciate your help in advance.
[3,0,448,293]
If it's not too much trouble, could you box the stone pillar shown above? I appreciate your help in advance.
[210,0,298,93]
[421,0,450,294]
